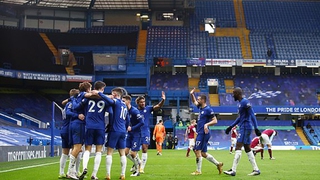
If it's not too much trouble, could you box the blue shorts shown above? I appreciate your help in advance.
[140,130,150,145]
[140,135,150,145]
[85,129,105,146]
[61,132,71,149]
[106,131,126,149]
[126,134,141,151]
[70,122,85,145]
[194,133,210,152]
[237,128,252,145]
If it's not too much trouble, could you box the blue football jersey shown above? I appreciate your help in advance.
[128,106,144,137]
[139,106,153,136]
[83,98,109,130]
[98,92,128,133]
[196,105,215,134]
[230,98,258,130]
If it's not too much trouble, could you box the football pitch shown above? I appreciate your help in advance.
[0,150,319,180]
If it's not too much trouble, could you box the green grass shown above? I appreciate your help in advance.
[0,150,319,180]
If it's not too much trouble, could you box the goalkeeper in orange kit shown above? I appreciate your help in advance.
[153,120,166,155]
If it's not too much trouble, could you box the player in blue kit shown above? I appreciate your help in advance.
[79,81,109,180]
[224,87,261,176]
[67,82,92,180]
[189,88,223,176]
[135,91,165,173]
[59,89,79,178]
[122,95,144,177]
[92,87,129,180]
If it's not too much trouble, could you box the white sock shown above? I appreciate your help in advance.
[126,153,134,163]
[232,150,242,172]
[196,157,203,172]
[134,154,141,171]
[68,154,77,173]
[140,153,147,170]
[82,150,90,170]
[106,155,112,176]
[120,155,127,176]
[205,154,219,165]
[60,154,68,175]
[92,152,102,177]
[67,155,73,174]
[247,151,259,171]
[76,152,82,173]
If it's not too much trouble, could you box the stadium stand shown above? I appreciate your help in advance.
[0,125,61,146]
[303,120,320,145]
[175,120,304,149]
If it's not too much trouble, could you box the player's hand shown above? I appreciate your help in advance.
[255,129,261,136]
[225,126,232,134]
[161,91,166,100]
[204,124,209,134]
[190,88,195,95]
[78,114,85,120]
[152,135,155,141]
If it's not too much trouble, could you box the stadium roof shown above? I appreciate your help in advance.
[0,0,186,10]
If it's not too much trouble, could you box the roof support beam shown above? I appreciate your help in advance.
[89,0,96,9]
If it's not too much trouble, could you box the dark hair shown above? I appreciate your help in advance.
[122,95,132,101]
[79,81,92,92]
[94,81,106,90]
[112,87,127,97]
[69,89,79,97]
[199,94,207,103]
[135,96,145,104]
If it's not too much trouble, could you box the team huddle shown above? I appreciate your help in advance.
[58,81,165,180]
[59,83,274,179]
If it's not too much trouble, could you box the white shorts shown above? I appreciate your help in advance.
[188,138,195,147]
[231,137,237,145]
[251,145,263,151]
[260,134,271,145]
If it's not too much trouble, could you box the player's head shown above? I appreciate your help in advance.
[122,94,132,106]
[158,119,163,124]
[79,81,92,92]
[190,119,196,125]
[69,89,79,98]
[197,94,207,106]
[233,87,243,101]
[111,87,127,99]
[136,96,146,108]
[94,81,106,92]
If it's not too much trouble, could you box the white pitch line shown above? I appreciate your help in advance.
[0,161,58,173]
[0,153,113,173]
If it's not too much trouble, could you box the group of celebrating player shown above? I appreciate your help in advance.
[187,87,277,177]
[58,81,165,180]
[59,81,277,179]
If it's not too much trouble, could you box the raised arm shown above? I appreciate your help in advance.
[153,91,166,111]
[189,88,199,107]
